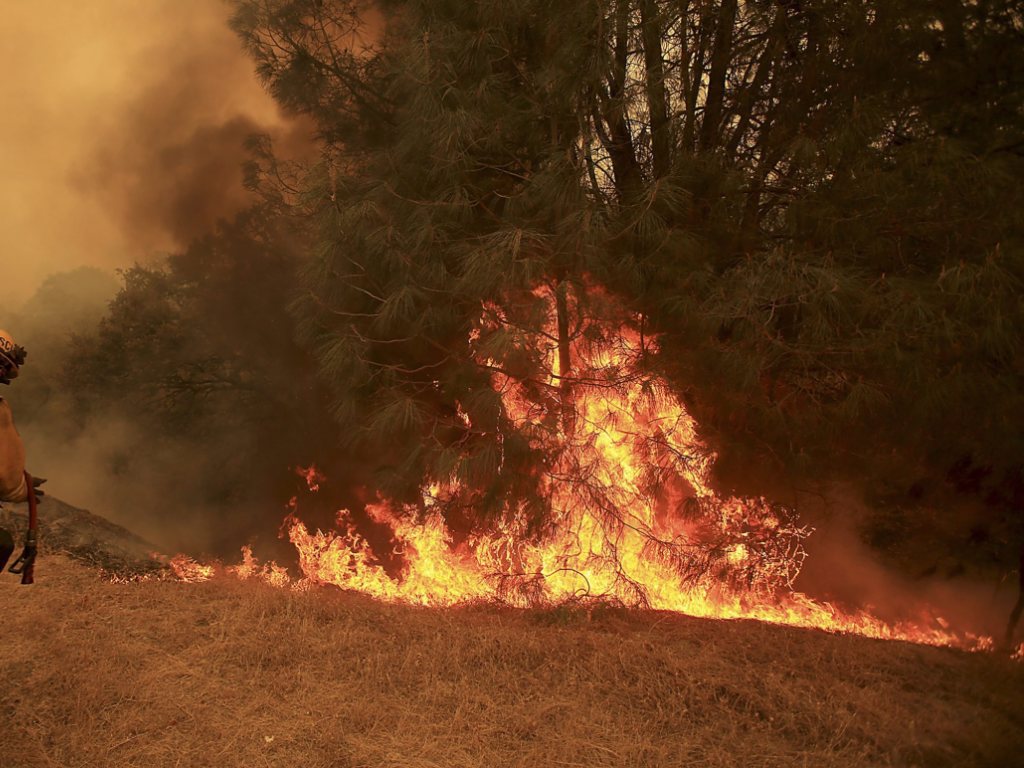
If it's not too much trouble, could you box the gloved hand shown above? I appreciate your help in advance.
[31,476,46,498]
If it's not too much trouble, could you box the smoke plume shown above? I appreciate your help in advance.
[1,0,314,553]
[793,484,1016,641]
[0,0,306,304]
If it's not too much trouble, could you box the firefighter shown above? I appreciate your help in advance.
[0,329,44,571]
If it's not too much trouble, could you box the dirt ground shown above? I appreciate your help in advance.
[1,555,1021,768]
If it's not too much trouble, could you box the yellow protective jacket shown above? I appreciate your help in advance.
[0,397,27,503]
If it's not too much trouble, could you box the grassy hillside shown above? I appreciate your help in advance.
[1,556,1021,768]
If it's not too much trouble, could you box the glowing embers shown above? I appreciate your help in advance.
[296,464,326,493]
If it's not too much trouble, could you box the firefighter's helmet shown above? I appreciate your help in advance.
[0,330,26,383]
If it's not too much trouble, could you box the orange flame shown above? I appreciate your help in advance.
[227,545,293,589]
[296,465,326,493]
[169,554,215,583]
[173,290,995,651]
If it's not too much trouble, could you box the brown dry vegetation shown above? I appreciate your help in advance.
[0,555,1021,768]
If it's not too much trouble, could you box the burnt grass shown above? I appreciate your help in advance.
[0,555,1021,768]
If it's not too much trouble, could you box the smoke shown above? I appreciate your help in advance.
[70,16,313,251]
[5,269,211,552]
[0,0,317,552]
[793,484,1017,640]
[0,0,307,304]
[20,415,218,553]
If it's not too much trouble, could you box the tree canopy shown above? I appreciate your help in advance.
[51,0,1023,568]
[230,0,1022,516]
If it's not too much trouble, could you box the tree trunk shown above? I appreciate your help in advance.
[555,281,576,435]
[601,0,644,197]
[641,0,672,178]
[682,3,708,152]
[725,8,785,159]
[699,0,738,152]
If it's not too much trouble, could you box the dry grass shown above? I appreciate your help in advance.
[1,555,1021,768]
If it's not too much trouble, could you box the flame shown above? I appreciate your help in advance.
[296,465,326,493]
[169,554,215,583]
[227,545,293,589]
[171,289,996,651]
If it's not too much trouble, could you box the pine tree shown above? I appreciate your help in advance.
[234,0,620,530]
[232,0,1024,559]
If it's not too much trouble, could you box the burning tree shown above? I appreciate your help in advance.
[279,286,812,608]
[230,0,1024,611]
[231,0,797,598]
[234,0,632,523]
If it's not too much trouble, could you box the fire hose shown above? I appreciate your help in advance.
[8,471,38,584]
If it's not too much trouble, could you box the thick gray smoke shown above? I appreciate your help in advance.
[0,0,302,302]
[793,484,1017,641]
[1,0,311,553]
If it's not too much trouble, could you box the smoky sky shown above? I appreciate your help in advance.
[0,0,305,305]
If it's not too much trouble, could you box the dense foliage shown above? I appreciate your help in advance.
[51,205,345,550]
[50,1,1022,565]
[231,0,1022,522]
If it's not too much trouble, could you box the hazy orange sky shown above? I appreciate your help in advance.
[0,0,296,305]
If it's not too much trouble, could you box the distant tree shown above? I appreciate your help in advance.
[7,267,119,424]
[61,204,341,549]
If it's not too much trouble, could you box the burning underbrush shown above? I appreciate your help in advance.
[166,290,999,652]
[6,554,1022,768]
